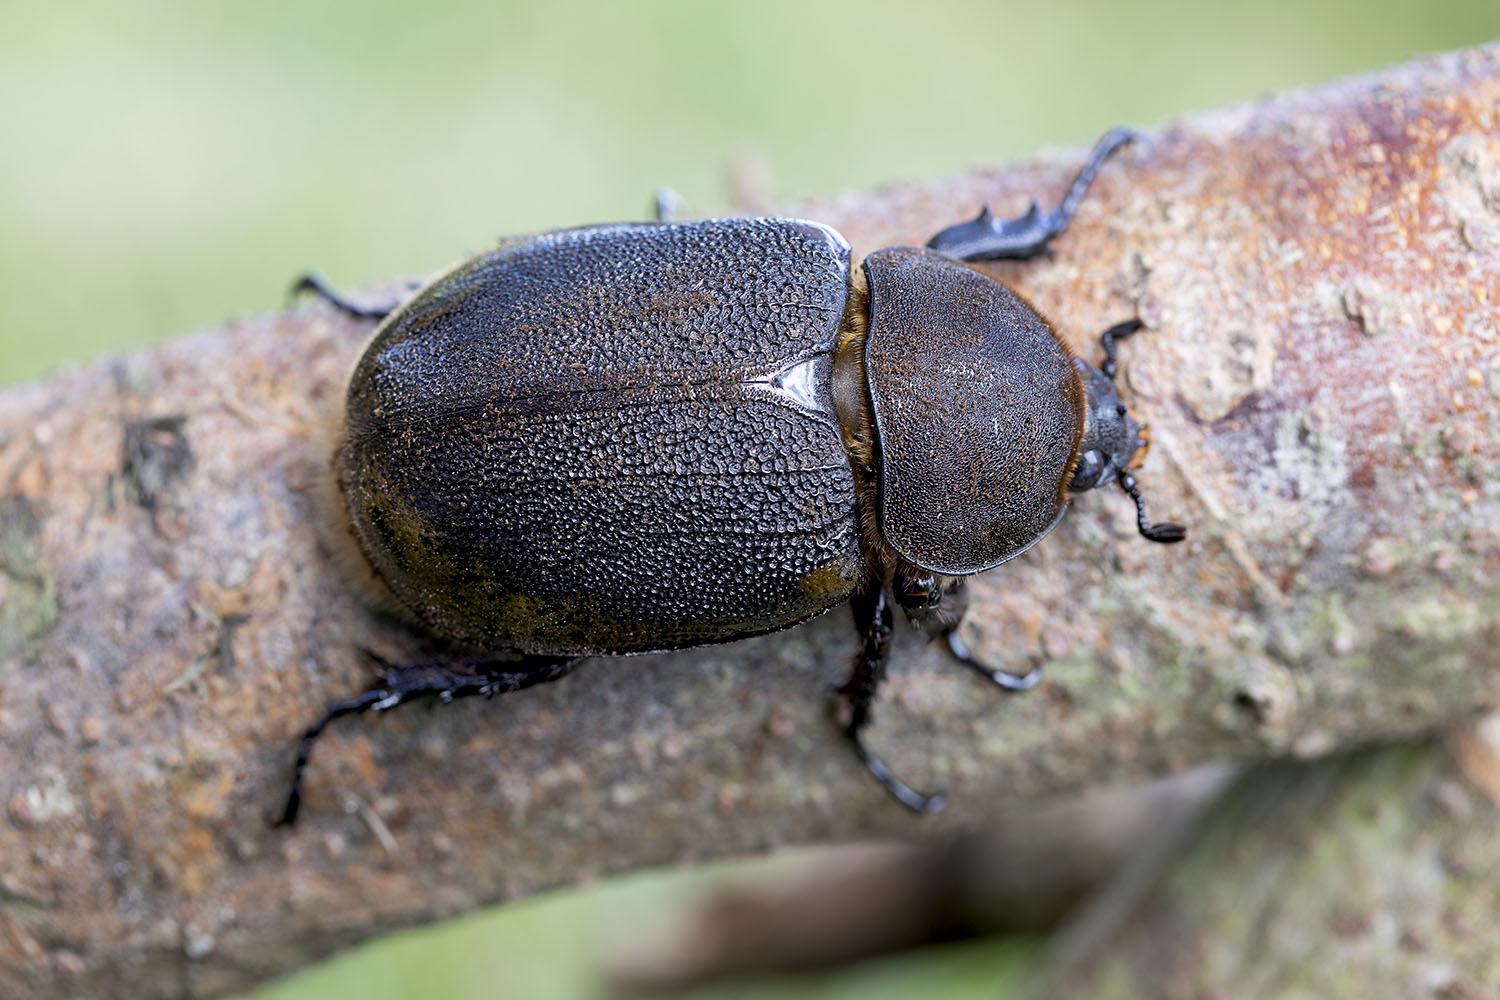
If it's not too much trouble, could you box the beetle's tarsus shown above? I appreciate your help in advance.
[275,686,394,828]
[1097,317,1145,380]
[1050,126,1141,235]
[848,736,947,813]
[926,126,1139,261]
[845,577,1045,810]
[291,271,398,321]
[276,653,583,826]
[945,631,1043,691]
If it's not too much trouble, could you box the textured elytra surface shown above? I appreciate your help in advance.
[862,247,1084,575]
[341,218,864,653]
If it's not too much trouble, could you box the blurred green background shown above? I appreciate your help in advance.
[2,2,1495,998]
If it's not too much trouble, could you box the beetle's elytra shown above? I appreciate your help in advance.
[280,128,1184,823]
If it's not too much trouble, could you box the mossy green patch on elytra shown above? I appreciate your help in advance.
[797,560,857,601]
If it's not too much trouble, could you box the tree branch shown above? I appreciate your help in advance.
[0,43,1496,998]
[1024,724,1500,997]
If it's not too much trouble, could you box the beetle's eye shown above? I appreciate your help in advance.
[1070,450,1106,491]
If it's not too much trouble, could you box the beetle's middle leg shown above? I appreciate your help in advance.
[925,126,1139,261]
[894,568,1042,693]
[837,578,946,813]
[276,651,583,826]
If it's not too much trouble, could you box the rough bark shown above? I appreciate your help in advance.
[0,43,1496,999]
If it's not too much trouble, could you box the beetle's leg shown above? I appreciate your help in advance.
[290,271,401,321]
[652,187,685,224]
[1096,317,1144,380]
[276,652,583,826]
[893,566,1042,691]
[944,630,1043,692]
[837,579,946,813]
[925,127,1139,261]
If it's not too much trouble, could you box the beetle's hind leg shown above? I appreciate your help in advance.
[290,271,404,321]
[837,579,947,813]
[925,126,1139,261]
[276,651,583,826]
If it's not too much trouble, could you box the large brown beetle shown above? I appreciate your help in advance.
[281,128,1183,822]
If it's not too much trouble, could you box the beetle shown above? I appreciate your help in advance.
[279,128,1183,823]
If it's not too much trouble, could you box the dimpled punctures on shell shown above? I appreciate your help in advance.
[340,218,867,654]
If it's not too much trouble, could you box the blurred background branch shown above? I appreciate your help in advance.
[605,723,1500,997]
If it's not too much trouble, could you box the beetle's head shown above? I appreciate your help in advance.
[1070,358,1144,495]
[1069,344,1186,545]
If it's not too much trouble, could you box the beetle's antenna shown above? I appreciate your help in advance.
[1098,318,1143,380]
[1100,322,1185,543]
[1119,470,1186,544]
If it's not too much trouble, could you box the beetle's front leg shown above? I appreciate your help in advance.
[925,126,1139,261]
[837,577,946,813]
[894,566,1042,692]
